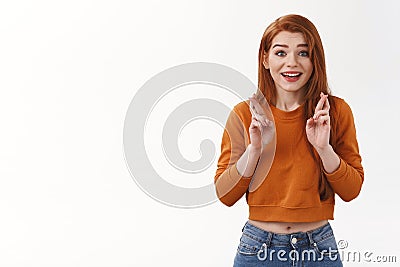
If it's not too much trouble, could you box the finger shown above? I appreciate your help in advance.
[250,118,256,127]
[249,96,260,113]
[249,101,260,120]
[249,95,266,115]
[317,114,330,125]
[250,104,268,127]
[249,99,258,116]
[313,109,329,120]
[324,95,330,111]
[249,99,254,112]
[251,116,264,129]
[260,116,269,127]
[249,117,259,130]
[314,94,325,112]
[249,103,256,117]
[265,118,273,128]
[314,93,328,113]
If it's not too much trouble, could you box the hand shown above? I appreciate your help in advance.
[248,93,275,152]
[306,92,331,151]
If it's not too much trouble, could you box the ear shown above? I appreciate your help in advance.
[262,52,269,70]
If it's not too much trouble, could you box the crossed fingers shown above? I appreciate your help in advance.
[313,92,330,124]
[248,94,272,127]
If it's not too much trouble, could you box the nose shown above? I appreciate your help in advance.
[286,52,298,67]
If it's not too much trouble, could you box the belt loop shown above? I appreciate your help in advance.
[257,231,272,262]
[265,232,273,247]
[306,231,316,248]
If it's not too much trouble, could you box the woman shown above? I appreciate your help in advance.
[214,14,363,266]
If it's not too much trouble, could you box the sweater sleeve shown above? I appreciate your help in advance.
[214,106,252,207]
[324,99,364,202]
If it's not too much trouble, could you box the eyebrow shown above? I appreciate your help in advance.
[272,44,308,48]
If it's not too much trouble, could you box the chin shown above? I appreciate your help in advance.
[280,86,306,93]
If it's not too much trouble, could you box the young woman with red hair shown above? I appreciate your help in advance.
[214,14,363,266]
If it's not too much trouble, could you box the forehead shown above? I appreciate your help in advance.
[271,31,307,46]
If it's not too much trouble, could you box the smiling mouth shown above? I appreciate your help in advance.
[281,72,302,78]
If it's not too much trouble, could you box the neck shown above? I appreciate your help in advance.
[274,90,305,111]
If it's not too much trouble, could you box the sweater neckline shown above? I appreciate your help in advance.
[270,103,304,120]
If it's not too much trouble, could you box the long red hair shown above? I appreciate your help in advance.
[257,14,337,200]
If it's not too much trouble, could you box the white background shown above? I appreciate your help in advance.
[1,0,399,266]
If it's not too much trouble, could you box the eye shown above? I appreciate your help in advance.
[275,50,286,57]
[299,50,309,57]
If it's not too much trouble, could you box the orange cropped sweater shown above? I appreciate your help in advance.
[214,96,364,222]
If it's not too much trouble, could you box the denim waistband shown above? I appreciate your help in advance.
[242,221,334,248]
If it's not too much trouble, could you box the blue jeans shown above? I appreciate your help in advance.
[233,221,343,267]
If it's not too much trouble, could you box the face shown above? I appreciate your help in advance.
[263,31,313,96]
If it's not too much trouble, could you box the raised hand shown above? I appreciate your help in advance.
[306,92,330,150]
[248,93,275,152]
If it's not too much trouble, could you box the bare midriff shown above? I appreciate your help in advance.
[248,219,328,234]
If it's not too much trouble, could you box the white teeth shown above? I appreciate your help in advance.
[283,73,301,77]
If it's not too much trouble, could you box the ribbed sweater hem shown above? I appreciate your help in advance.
[248,204,334,222]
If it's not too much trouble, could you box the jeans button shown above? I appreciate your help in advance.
[291,237,297,244]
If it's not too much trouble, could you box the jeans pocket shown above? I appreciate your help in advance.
[237,232,264,256]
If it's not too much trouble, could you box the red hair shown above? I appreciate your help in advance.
[257,14,337,200]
